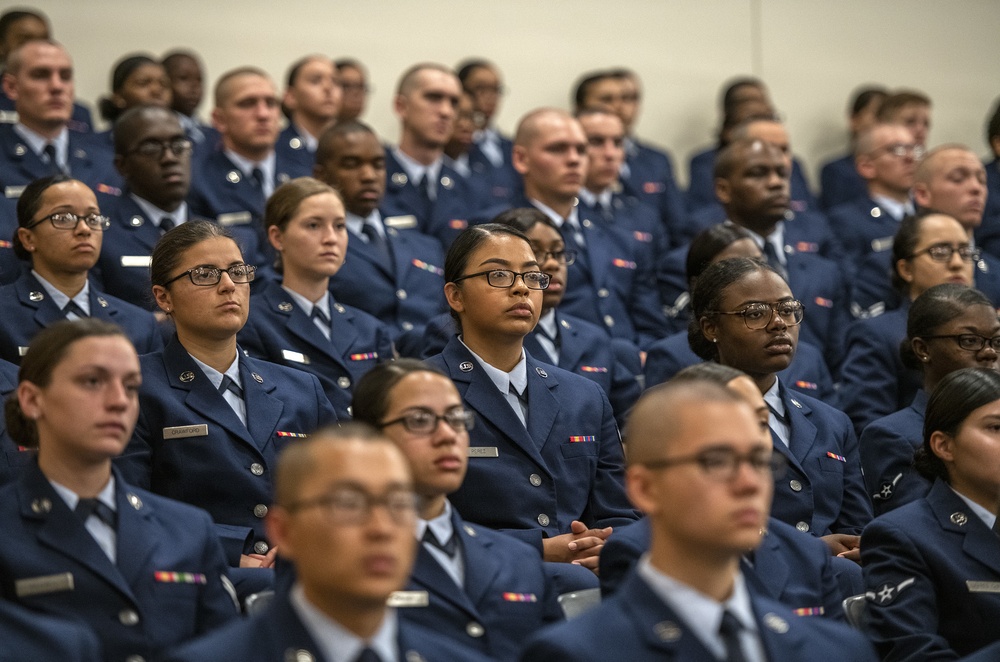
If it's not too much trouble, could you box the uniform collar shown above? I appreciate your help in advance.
[290,582,399,662]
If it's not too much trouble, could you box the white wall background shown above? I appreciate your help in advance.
[22,0,1000,187]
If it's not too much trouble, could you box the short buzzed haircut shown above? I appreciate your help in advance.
[315,119,377,164]
[713,137,771,180]
[4,37,60,75]
[395,62,455,97]
[625,379,743,466]
[877,90,931,122]
[273,422,394,507]
[112,105,179,155]
[914,143,974,185]
[214,66,270,107]
[513,107,571,147]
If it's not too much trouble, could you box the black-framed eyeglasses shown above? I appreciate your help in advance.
[871,143,926,159]
[710,300,804,331]
[921,333,1000,352]
[641,446,787,482]
[26,212,110,232]
[534,249,576,266]
[381,408,475,435]
[163,264,256,287]
[285,486,418,525]
[127,137,193,159]
[452,269,550,290]
[909,243,981,263]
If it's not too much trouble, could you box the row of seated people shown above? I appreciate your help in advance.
[4,307,998,661]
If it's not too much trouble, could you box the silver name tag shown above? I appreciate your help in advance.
[383,214,417,229]
[16,572,74,597]
[967,581,1000,593]
[0,110,17,124]
[217,211,252,226]
[120,255,152,268]
[163,424,209,439]
[870,236,894,252]
[5,185,25,199]
[17,346,28,357]
[387,590,429,607]
[281,349,310,364]
[468,447,499,458]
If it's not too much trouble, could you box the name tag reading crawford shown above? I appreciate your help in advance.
[16,572,74,598]
[967,581,1000,593]
[121,256,152,268]
[163,424,209,440]
[468,446,499,458]
[387,590,429,608]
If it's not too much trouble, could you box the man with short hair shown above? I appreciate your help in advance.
[521,381,877,661]
[165,426,492,662]
[877,89,932,147]
[94,106,193,309]
[818,86,888,210]
[383,63,478,249]
[277,55,340,178]
[512,107,669,349]
[827,122,920,276]
[187,66,291,271]
[335,58,369,123]
[314,121,449,348]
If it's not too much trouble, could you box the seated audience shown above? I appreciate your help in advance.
[334,58,369,123]
[818,85,887,210]
[162,49,214,150]
[277,55,339,178]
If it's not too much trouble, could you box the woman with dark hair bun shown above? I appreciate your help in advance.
[691,256,871,560]
[0,320,237,661]
[840,212,976,435]
[0,175,162,365]
[427,222,638,571]
[645,222,834,401]
[862,367,1000,661]
[97,54,171,124]
[861,284,999,515]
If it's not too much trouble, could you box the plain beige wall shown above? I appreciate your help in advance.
[23,0,1000,187]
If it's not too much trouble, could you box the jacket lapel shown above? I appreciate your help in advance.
[239,357,284,455]
[927,480,1000,576]
[554,313,585,371]
[18,275,64,328]
[112,469,161,589]
[454,513,503,608]
[781,384,818,464]
[524,352,559,453]
[743,527,789,601]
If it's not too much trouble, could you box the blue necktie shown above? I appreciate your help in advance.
[719,610,748,662]
[75,498,117,528]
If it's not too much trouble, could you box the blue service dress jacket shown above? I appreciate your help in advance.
[0,463,239,662]
[768,381,872,537]
[0,271,163,365]
[398,507,561,661]
[426,338,639,552]
[92,191,184,310]
[186,148,295,270]
[116,336,337,563]
[328,222,448,343]
[577,189,670,271]
[273,124,318,180]
[619,138,687,240]
[642,331,836,403]
[238,279,394,419]
[859,389,930,517]
[0,90,93,134]
[0,358,26,486]
[819,153,867,211]
[0,599,102,662]
[459,141,521,208]
[519,568,877,662]
[979,157,1000,258]
[163,585,494,662]
[599,517,849,621]
[382,150,478,250]
[861,479,1000,661]
[839,305,921,435]
[826,195,903,277]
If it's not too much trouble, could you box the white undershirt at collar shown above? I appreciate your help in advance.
[50,475,117,563]
[15,123,68,169]
[415,500,464,588]
[130,194,188,229]
[32,269,89,316]
[290,582,399,662]
[224,149,276,199]
[190,354,246,426]
[392,148,442,200]
[346,210,386,241]
[459,336,528,426]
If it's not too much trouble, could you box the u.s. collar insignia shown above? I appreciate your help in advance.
[763,613,789,634]
[127,493,143,510]
[226,170,241,183]
[252,372,263,384]
[31,497,52,514]
[790,399,802,409]
[333,303,345,314]
[129,215,144,227]
[463,524,476,537]
[653,620,681,642]
[14,144,26,156]
[950,512,968,526]
[391,172,407,186]
[440,175,454,189]
[278,302,293,312]
[28,291,44,302]
[535,367,548,378]
[459,361,474,372]
[97,297,108,308]
[179,371,195,383]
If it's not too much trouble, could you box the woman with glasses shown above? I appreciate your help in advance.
[116,220,337,593]
[861,284,999,516]
[0,319,238,661]
[0,175,162,365]
[426,223,639,571]
[645,223,835,402]
[690,256,872,561]
[352,358,563,660]
[840,212,976,435]
[238,178,394,420]
[862,367,1000,661]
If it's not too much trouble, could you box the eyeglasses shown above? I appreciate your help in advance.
[381,408,476,435]
[534,249,576,266]
[641,446,787,482]
[921,333,1000,352]
[286,486,418,525]
[452,269,550,290]
[26,212,110,232]
[163,263,256,287]
[710,300,804,330]
[909,243,981,263]
[871,143,926,159]
[127,137,193,159]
